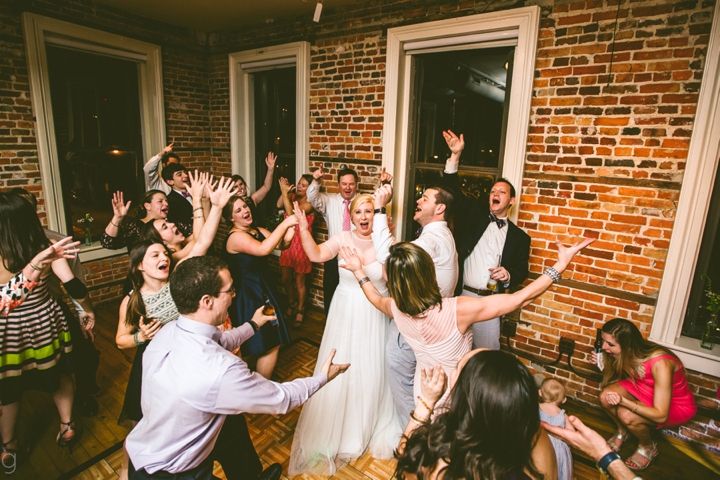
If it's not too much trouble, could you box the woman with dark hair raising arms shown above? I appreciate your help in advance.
[592,318,697,470]
[396,349,558,480]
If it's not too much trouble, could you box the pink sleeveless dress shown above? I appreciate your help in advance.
[618,354,697,428]
[390,297,473,410]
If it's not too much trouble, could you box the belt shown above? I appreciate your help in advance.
[463,285,494,296]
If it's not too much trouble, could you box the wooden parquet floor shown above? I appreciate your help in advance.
[3,300,719,479]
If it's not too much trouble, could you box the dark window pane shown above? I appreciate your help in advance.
[46,46,143,242]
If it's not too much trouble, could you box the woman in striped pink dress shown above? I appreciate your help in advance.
[339,237,593,413]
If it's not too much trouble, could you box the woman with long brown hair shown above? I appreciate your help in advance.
[592,318,697,470]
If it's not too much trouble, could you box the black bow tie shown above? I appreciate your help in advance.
[489,213,506,229]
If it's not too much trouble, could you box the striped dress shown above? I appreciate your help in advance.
[0,274,72,380]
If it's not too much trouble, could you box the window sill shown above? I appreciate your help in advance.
[658,335,720,375]
[78,241,127,263]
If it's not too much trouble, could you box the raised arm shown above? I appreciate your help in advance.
[143,143,173,191]
[293,202,335,262]
[371,184,395,265]
[306,166,329,217]
[277,177,295,212]
[456,237,595,334]
[101,191,133,249]
[339,246,393,317]
[250,152,276,206]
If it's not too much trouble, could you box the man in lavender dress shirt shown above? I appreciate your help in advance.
[125,256,349,480]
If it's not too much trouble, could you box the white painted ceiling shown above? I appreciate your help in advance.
[92,0,362,33]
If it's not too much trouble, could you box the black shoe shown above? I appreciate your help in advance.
[257,463,282,480]
[76,395,99,417]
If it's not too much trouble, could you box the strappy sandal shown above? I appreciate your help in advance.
[56,421,80,453]
[606,430,629,453]
[2,437,29,475]
[625,441,658,470]
[293,306,305,328]
[285,301,297,318]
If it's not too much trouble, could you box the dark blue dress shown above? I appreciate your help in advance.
[224,230,290,356]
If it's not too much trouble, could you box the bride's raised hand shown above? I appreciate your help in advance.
[338,246,362,272]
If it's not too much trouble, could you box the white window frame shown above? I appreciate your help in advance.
[382,6,540,239]
[228,41,310,189]
[649,5,720,375]
[22,13,165,260]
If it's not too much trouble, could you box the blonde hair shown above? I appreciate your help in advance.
[350,193,374,213]
[540,378,566,404]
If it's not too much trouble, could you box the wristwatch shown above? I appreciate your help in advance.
[374,207,386,214]
[596,451,622,476]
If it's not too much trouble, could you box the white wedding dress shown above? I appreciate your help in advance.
[289,232,402,475]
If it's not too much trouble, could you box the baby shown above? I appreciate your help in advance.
[539,378,575,480]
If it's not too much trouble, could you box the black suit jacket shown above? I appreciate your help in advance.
[166,189,194,238]
[438,171,531,295]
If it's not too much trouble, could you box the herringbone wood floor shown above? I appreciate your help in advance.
[4,300,718,479]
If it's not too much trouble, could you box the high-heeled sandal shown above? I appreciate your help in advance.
[56,421,80,452]
[606,430,629,453]
[2,437,28,475]
[293,306,305,328]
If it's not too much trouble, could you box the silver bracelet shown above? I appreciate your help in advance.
[358,276,371,287]
[543,267,561,283]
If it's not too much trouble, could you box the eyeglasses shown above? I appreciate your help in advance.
[219,285,235,295]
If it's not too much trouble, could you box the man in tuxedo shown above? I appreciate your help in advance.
[439,130,531,350]
[162,163,193,238]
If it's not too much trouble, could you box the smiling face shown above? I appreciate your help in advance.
[352,201,374,237]
[169,169,189,192]
[153,219,185,245]
[296,177,310,196]
[144,193,168,219]
[413,188,439,227]
[489,181,515,217]
[230,198,253,227]
[137,243,171,281]
[601,332,622,358]
[339,174,357,201]
[233,178,248,196]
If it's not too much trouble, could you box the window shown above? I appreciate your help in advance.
[405,46,515,238]
[649,5,720,374]
[382,6,541,239]
[229,41,310,227]
[46,46,144,242]
[23,13,165,259]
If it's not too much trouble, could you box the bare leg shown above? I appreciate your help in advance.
[281,266,296,314]
[599,384,629,434]
[295,273,308,323]
[119,423,137,480]
[0,402,20,448]
[255,346,280,379]
[52,373,75,439]
[600,384,657,450]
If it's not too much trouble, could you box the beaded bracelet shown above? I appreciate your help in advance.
[416,396,433,415]
[358,276,371,287]
[543,267,561,283]
[133,331,147,346]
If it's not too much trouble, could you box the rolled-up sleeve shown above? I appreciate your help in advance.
[371,214,393,265]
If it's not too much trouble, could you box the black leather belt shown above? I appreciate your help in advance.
[463,285,494,296]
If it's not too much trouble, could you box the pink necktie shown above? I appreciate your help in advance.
[342,200,351,231]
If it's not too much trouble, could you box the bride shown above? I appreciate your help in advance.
[288,194,402,475]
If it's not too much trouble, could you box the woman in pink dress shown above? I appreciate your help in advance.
[591,318,697,471]
[339,237,594,413]
[277,175,315,327]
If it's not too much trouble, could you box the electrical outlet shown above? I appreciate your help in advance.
[502,319,517,338]
[559,337,575,356]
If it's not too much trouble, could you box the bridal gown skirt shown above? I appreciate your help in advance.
[289,263,402,475]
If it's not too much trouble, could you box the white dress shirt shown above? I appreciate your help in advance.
[372,215,458,298]
[463,219,508,290]
[306,180,355,237]
[126,316,327,474]
[143,154,171,194]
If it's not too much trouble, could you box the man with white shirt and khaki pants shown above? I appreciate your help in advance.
[439,130,531,350]
[370,183,458,421]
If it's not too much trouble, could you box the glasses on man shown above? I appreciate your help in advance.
[219,285,235,295]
